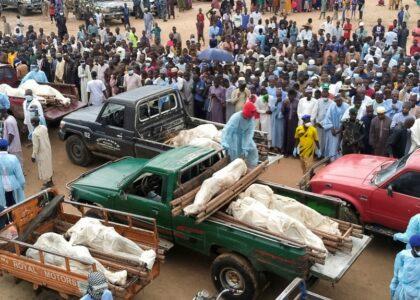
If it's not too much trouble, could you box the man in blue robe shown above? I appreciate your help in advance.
[390,234,420,300]
[20,64,49,85]
[222,101,259,167]
[322,95,349,161]
[0,139,25,208]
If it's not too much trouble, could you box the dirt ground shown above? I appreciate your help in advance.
[0,1,416,299]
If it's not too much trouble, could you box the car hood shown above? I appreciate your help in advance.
[63,105,101,124]
[312,154,395,185]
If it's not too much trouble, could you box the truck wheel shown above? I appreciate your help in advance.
[341,205,359,224]
[66,135,93,166]
[18,5,28,15]
[211,253,260,300]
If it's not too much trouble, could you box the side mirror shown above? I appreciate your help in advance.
[387,185,393,197]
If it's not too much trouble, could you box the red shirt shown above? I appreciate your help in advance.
[410,44,420,56]
[197,13,204,23]
[343,23,352,40]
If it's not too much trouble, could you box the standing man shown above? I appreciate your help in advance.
[123,67,142,91]
[87,71,107,106]
[323,95,349,161]
[230,77,251,112]
[20,64,48,84]
[78,60,92,105]
[1,109,22,166]
[297,87,318,125]
[315,84,333,157]
[387,117,415,159]
[390,235,420,300]
[144,8,154,38]
[0,139,25,209]
[295,115,320,173]
[31,117,53,188]
[133,0,141,19]
[23,89,45,140]
[340,108,365,155]
[369,106,391,156]
[221,102,259,168]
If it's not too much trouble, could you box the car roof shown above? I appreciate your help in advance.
[108,85,174,107]
[145,146,216,174]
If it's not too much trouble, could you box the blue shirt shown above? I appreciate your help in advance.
[383,99,402,119]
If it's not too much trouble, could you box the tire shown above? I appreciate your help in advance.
[17,5,28,15]
[65,135,93,166]
[341,204,359,224]
[211,253,260,300]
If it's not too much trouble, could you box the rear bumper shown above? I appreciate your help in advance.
[23,4,42,10]
[104,12,124,19]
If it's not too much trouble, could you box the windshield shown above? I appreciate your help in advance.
[373,154,410,185]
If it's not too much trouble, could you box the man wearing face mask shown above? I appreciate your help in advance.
[390,234,420,300]
[297,87,318,125]
[123,67,142,91]
[221,101,259,168]
[20,64,48,85]
[22,89,45,140]
[294,115,320,173]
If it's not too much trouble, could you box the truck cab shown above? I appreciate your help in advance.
[309,150,420,234]
[2,0,42,15]
[59,85,268,166]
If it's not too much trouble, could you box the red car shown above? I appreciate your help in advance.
[309,150,420,234]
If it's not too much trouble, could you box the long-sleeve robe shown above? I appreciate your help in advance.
[0,152,25,207]
[78,65,92,105]
[369,116,392,156]
[32,125,53,182]
[322,102,349,160]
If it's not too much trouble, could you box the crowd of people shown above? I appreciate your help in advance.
[0,1,419,193]
[0,1,419,298]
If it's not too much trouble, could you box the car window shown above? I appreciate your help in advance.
[138,93,178,122]
[99,103,125,128]
[373,154,410,185]
[179,153,221,184]
[131,173,163,202]
[391,172,420,198]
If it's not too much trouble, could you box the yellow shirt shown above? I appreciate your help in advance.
[295,125,318,158]
[8,52,17,66]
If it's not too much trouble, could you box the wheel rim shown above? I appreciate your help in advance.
[71,142,83,159]
[219,267,245,295]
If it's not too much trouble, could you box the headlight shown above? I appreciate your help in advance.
[59,120,66,129]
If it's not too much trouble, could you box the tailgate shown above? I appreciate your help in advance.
[310,234,371,282]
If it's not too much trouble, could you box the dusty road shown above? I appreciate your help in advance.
[0,1,416,299]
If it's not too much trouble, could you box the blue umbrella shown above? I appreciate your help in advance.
[197,48,234,62]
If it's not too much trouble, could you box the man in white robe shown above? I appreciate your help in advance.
[22,89,45,140]
[77,61,92,105]
[31,117,53,187]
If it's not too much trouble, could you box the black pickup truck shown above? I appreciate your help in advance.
[59,86,267,166]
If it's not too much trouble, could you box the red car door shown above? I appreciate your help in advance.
[370,171,420,231]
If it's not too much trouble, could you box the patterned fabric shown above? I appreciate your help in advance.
[86,272,108,300]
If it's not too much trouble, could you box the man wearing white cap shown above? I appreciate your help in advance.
[297,87,318,125]
[369,106,392,156]
[355,22,368,41]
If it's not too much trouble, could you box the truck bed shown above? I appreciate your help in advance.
[0,190,162,299]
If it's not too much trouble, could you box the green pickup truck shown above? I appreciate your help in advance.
[68,146,371,299]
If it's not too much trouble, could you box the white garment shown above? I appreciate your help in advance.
[297,98,318,124]
[87,79,106,106]
[321,21,334,36]
[410,119,420,152]
[247,32,257,48]
[384,31,398,47]
[255,96,274,140]
[23,98,44,135]
[250,12,262,24]
[78,65,92,105]
[32,125,53,181]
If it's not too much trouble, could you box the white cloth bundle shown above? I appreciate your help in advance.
[169,124,222,149]
[26,232,127,285]
[66,217,156,270]
[0,80,71,105]
[227,197,327,252]
[240,184,340,235]
[184,158,248,215]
